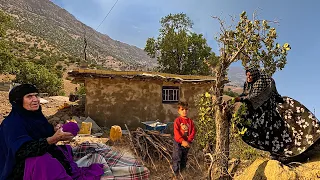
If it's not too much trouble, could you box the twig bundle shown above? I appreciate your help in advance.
[125,126,201,174]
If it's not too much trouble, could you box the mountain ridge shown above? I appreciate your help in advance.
[0,0,157,70]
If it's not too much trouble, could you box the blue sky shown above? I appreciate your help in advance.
[51,0,320,117]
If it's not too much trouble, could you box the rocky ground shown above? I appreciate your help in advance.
[234,157,320,180]
[0,91,12,123]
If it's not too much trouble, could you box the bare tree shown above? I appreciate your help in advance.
[82,25,88,62]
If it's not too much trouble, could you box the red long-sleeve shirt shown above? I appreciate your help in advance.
[173,117,196,143]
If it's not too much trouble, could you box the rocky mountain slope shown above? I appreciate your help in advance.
[228,66,246,87]
[0,0,157,70]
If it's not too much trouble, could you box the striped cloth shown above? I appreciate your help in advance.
[72,142,150,180]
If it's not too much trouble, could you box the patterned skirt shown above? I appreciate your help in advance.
[239,96,320,159]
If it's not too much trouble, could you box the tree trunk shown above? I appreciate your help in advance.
[83,37,87,61]
[210,65,231,180]
[212,106,230,179]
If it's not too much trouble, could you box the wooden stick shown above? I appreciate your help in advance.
[124,124,145,166]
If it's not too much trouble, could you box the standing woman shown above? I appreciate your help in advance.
[235,67,320,163]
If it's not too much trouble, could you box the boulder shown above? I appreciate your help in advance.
[48,117,60,124]
[234,159,297,180]
[71,116,84,127]
[40,98,49,104]
[61,114,71,122]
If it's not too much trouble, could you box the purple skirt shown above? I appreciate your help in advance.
[23,153,72,180]
[24,145,103,180]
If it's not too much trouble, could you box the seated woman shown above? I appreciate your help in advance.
[0,84,103,180]
[234,67,320,163]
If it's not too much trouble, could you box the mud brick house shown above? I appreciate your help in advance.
[68,69,215,128]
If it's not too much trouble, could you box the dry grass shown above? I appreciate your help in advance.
[148,162,207,180]
[111,135,207,180]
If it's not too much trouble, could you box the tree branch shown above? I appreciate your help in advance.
[228,43,246,64]
[212,16,227,34]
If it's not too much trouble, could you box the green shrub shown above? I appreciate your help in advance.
[56,64,63,70]
[36,55,60,69]
[229,135,265,161]
[223,89,239,97]
[75,84,86,95]
[0,47,18,74]
[58,90,66,96]
[195,91,216,151]
[15,61,62,95]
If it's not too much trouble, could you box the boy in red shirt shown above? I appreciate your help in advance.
[172,101,196,175]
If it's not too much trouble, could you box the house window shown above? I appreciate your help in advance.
[162,86,179,103]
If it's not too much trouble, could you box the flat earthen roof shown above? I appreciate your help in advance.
[68,69,218,83]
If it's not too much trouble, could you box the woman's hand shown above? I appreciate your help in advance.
[234,97,241,102]
[47,129,74,145]
[54,123,62,132]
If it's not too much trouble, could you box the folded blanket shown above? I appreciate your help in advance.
[73,142,150,180]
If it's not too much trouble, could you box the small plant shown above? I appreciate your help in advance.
[75,84,86,95]
[231,101,251,136]
[223,89,239,97]
[56,64,63,70]
[15,61,62,95]
[195,91,215,152]
[58,90,66,96]
[230,135,264,161]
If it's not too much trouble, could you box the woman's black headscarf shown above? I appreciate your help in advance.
[9,84,39,107]
[243,67,275,109]
[246,67,261,83]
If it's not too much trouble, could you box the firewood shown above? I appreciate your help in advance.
[126,127,201,176]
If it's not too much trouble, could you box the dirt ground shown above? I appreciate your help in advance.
[0,91,12,123]
[0,74,15,82]
[62,71,79,96]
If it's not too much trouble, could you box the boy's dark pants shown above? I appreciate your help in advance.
[172,140,189,174]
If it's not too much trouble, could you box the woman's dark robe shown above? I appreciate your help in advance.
[238,68,320,161]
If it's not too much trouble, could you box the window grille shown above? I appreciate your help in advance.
[162,86,179,103]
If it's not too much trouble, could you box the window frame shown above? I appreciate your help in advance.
[162,86,180,103]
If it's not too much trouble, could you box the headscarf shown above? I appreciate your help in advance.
[246,67,261,83]
[0,84,54,179]
[9,84,39,106]
[242,67,274,109]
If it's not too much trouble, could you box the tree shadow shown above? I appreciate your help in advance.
[252,160,268,180]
